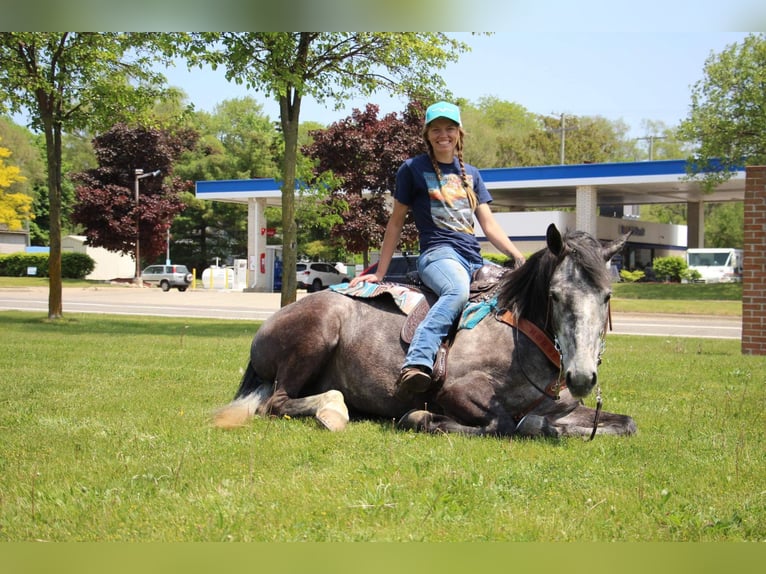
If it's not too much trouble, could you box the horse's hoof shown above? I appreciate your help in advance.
[316,405,349,431]
[397,409,432,431]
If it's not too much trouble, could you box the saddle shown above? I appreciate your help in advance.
[400,263,507,384]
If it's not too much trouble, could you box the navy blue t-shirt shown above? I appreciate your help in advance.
[394,154,493,265]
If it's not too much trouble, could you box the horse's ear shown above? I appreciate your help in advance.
[546,223,564,256]
[602,230,632,262]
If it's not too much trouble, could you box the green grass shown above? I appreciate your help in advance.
[611,282,742,316]
[0,311,763,541]
[613,281,742,301]
[0,276,121,288]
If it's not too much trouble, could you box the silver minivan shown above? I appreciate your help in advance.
[141,264,194,292]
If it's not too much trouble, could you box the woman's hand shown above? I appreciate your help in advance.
[348,273,381,287]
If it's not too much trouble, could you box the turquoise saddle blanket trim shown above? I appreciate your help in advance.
[459,296,498,330]
[329,282,425,315]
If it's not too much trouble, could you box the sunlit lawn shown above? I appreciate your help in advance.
[0,311,762,541]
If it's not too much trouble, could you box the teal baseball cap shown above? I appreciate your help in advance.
[425,101,461,126]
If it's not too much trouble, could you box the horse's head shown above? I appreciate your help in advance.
[545,224,630,399]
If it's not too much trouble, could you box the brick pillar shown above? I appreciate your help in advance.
[575,185,598,236]
[742,166,766,355]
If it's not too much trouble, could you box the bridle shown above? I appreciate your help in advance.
[495,296,611,441]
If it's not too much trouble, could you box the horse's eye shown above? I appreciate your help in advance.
[604,292,612,304]
[550,291,561,303]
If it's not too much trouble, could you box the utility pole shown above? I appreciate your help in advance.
[133,168,162,285]
[635,135,667,160]
[547,113,578,164]
[560,113,566,164]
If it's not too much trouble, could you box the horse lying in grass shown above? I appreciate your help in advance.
[214,224,637,439]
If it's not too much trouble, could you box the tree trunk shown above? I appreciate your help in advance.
[279,92,301,307]
[43,116,63,319]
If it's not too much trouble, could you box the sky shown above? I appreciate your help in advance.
[5,1,762,147]
[160,31,753,142]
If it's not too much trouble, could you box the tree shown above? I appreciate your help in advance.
[0,32,173,318]
[0,137,32,229]
[704,202,744,248]
[679,33,766,188]
[171,97,282,272]
[71,124,193,266]
[0,117,46,199]
[496,113,629,167]
[199,97,281,180]
[302,103,424,267]
[463,96,539,168]
[180,32,470,306]
[634,120,690,161]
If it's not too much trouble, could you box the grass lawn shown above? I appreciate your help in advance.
[0,310,763,542]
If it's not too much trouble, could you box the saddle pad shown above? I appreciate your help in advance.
[329,281,425,316]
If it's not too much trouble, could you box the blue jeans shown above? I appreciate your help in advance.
[405,246,485,371]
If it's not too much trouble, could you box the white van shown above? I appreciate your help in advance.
[686,248,743,283]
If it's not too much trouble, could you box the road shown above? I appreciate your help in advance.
[0,286,742,339]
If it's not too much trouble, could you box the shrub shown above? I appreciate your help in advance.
[652,256,689,282]
[619,269,645,282]
[0,253,49,277]
[61,252,96,279]
[686,268,703,282]
[0,252,95,279]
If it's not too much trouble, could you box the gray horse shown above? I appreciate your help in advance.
[214,224,636,438]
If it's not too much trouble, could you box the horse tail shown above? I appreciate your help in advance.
[212,361,273,429]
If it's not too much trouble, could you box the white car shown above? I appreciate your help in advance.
[296,262,350,292]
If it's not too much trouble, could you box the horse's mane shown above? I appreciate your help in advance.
[496,229,611,325]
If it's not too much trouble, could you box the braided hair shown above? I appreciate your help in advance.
[421,123,478,212]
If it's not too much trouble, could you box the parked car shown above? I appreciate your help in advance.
[297,261,350,292]
[361,254,420,285]
[141,264,193,292]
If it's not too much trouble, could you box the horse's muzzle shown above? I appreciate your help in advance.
[565,369,597,399]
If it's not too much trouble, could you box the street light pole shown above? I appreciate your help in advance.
[133,168,162,286]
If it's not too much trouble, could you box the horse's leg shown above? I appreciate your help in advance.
[398,372,516,436]
[268,388,350,431]
[398,410,494,436]
[544,403,637,437]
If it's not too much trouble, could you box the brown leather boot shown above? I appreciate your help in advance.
[397,366,433,394]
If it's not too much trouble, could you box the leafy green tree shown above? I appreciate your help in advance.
[634,120,690,161]
[498,113,629,166]
[0,32,174,318]
[641,203,688,225]
[180,32,470,306]
[461,96,539,168]
[171,97,282,272]
[198,97,281,180]
[679,33,766,188]
[0,117,45,199]
[704,202,744,248]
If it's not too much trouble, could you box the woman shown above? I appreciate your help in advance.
[350,101,526,394]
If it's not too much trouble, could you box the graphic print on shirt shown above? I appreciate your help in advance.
[424,171,475,235]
